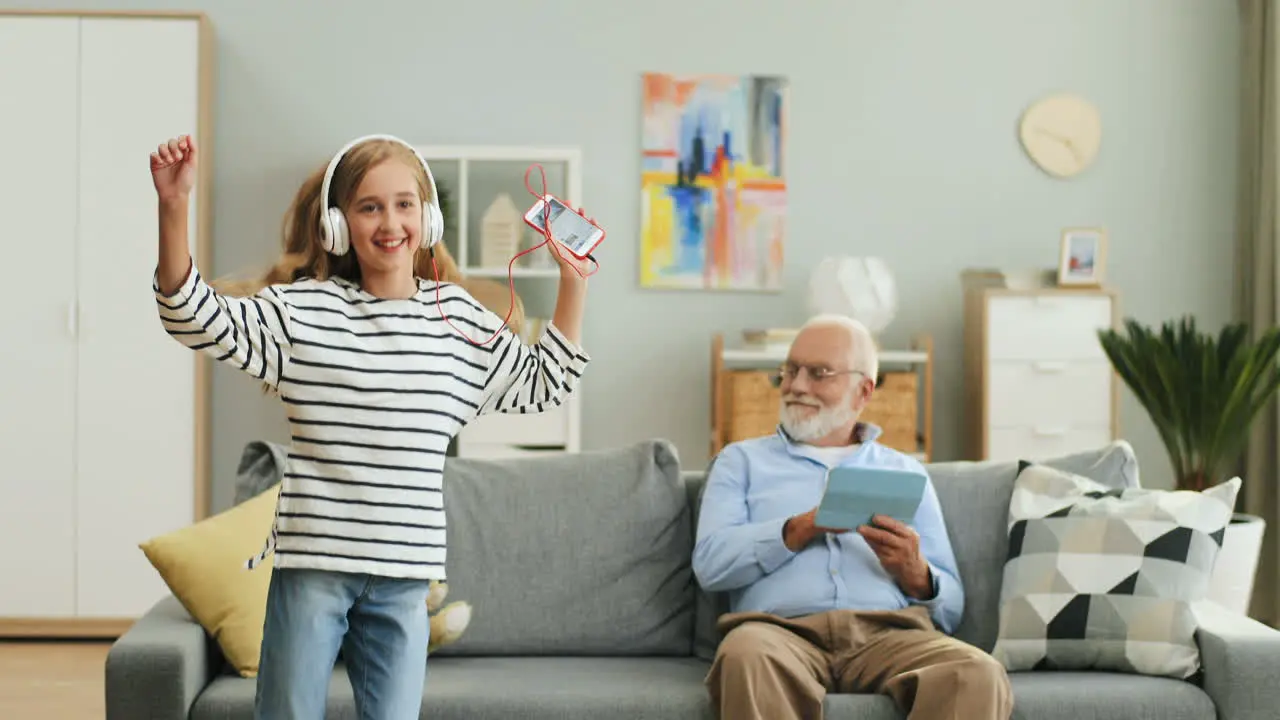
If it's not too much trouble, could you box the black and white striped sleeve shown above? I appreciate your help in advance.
[153,263,293,389]
[478,319,590,416]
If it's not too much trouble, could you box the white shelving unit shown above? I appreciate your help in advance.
[416,145,582,278]
[416,145,584,459]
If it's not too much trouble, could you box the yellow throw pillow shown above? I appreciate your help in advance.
[139,485,279,677]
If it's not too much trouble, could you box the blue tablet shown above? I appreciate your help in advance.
[814,465,928,530]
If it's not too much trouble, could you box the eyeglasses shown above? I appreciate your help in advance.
[769,363,866,388]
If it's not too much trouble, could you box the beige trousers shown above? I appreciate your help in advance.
[705,606,1013,720]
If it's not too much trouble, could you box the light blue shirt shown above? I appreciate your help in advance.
[692,423,964,635]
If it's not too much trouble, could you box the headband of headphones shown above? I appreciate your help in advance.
[319,133,441,219]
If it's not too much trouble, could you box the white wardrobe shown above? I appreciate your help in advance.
[0,11,212,636]
[962,271,1119,462]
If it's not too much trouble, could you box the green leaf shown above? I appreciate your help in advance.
[434,177,455,232]
[1096,316,1280,491]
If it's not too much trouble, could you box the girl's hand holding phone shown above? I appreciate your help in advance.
[546,206,597,278]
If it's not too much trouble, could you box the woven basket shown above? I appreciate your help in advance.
[722,370,919,454]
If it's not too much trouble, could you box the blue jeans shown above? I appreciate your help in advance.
[254,567,431,720]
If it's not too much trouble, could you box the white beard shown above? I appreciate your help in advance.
[779,396,857,443]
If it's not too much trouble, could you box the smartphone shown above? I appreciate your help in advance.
[523,194,605,260]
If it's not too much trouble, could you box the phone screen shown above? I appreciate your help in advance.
[527,196,601,255]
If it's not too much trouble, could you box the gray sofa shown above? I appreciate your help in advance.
[106,438,1280,720]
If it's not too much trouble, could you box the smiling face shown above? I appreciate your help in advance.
[343,158,424,283]
[778,323,876,446]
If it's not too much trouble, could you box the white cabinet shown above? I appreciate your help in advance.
[0,11,211,636]
[962,271,1118,462]
[417,145,585,458]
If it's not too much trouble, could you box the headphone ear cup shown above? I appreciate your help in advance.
[319,209,333,253]
[326,207,350,256]
[424,204,443,248]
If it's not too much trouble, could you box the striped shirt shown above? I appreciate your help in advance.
[153,264,590,580]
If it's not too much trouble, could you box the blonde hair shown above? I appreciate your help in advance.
[212,137,465,297]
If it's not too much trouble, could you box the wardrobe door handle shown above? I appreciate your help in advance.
[67,302,78,337]
[1032,361,1067,373]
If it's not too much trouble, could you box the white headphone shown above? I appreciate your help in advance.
[318,134,445,256]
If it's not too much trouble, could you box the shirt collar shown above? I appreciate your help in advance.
[774,421,882,451]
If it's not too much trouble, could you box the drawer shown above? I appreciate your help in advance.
[987,294,1112,361]
[987,360,1112,428]
[986,424,1113,463]
[459,404,570,447]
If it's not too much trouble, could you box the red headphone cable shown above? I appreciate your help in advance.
[429,163,599,346]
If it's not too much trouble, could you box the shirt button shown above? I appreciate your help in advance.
[830,569,838,576]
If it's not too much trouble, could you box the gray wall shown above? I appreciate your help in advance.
[36,0,1241,509]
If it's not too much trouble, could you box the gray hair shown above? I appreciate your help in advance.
[799,313,879,380]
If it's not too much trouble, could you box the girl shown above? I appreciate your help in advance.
[149,133,591,719]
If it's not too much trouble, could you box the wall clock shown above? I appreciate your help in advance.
[1018,93,1101,178]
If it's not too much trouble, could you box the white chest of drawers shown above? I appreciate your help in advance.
[961,272,1119,462]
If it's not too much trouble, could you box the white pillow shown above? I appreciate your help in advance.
[991,462,1240,679]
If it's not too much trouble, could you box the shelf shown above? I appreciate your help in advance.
[417,144,582,283]
[462,267,560,279]
[413,145,585,460]
[721,347,930,365]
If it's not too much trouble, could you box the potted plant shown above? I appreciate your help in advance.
[435,177,455,232]
[1097,316,1280,614]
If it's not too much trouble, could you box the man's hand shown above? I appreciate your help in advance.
[782,507,850,552]
[857,515,933,600]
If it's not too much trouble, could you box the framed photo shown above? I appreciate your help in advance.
[1057,227,1107,286]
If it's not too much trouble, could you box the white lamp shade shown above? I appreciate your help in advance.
[807,256,898,335]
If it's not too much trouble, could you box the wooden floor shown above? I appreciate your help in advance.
[0,640,110,720]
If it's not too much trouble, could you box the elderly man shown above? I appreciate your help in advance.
[693,314,1012,720]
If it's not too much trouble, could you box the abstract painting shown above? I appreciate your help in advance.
[640,72,788,291]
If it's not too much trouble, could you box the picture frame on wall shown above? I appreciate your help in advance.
[1057,227,1107,287]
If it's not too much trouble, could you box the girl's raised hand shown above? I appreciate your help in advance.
[546,206,597,278]
[150,135,197,203]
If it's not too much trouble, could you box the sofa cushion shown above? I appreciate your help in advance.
[687,471,730,662]
[137,485,279,678]
[192,656,902,720]
[826,672,1217,720]
[232,440,288,505]
[926,441,1140,653]
[1004,671,1215,720]
[991,462,1239,679]
[689,441,1141,659]
[192,657,717,720]
[433,439,695,656]
[189,659,1216,720]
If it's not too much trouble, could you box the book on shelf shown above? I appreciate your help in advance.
[742,328,798,347]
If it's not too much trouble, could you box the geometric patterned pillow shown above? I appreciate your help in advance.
[990,461,1241,680]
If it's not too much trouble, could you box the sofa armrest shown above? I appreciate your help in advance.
[106,595,221,720]
[1194,600,1280,720]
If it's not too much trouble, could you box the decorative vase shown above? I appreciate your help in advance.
[479,194,523,269]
